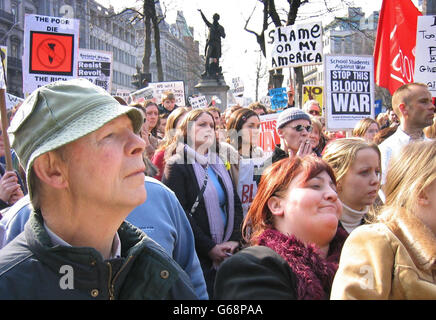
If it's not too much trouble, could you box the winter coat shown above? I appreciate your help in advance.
[331,208,436,300]
[0,210,197,300]
[214,227,347,300]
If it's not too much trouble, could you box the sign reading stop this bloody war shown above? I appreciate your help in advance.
[23,14,80,95]
[324,55,375,131]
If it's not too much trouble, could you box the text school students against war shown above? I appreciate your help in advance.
[0,79,197,299]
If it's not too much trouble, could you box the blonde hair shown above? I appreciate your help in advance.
[380,140,436,223]
[322,138,381,186]
[352,118,379,138]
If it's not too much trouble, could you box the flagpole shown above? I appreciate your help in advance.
[0,53,13,171]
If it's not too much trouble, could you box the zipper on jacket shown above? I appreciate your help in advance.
[107,256,134,300]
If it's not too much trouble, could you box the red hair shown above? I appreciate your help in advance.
[243,155,337,245]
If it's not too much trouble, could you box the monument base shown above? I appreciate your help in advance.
[195,77,229,113]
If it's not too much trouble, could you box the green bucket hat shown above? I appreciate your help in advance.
[7,78,144,202]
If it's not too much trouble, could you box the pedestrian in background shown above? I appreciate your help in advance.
[162,109,243,298]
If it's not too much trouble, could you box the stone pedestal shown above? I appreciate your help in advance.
[194,76,229,113]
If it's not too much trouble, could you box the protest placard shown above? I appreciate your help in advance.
[78,49,112,92]
[5,93,24,111]
[266,21,323,70]
[148,80,185,106]
[303,85,323,108]
[414,15,436,97]
[231,77,244,97]
[259,95,271,109]
[130,86,154,103]
[324,55,375,130]
[23,14,80,95]
[115,89,131,104]
[258,113,280,155]
[189,95,208,109]
[268,87,287,110]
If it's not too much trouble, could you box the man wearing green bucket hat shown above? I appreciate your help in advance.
[0,79,197,299]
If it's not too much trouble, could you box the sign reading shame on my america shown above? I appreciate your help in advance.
[23,14,80,95]
[324,55,375,130]
[414,15,436,97]
[266,21,323,70]
[78,49,112,92]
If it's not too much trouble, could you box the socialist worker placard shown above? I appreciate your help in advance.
[23,14,80,96]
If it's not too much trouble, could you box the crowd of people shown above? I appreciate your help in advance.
[0,79,434,300]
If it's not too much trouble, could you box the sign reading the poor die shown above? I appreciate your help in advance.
[267,21,323,70]
[23,14,80,95]
[324,55,375,130]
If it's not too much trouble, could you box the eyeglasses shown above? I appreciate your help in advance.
[291,124,313,132]
[309,110,320,116]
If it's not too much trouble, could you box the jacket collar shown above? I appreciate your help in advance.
[387,208,436,271]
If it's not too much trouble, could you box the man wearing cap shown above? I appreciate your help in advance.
[0,79,197,299]
[255,108,312,184]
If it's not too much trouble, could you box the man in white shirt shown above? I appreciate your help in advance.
[379,83,435,190]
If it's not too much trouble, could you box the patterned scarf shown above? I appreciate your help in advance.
[185,144,235,245]
[257,227,348,300]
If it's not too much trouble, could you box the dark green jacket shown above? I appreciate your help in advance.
[0,211,197,300]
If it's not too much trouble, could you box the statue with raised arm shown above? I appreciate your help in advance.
[198,9,226,78]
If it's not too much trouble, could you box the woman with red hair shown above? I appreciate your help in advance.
[214,156,348,300]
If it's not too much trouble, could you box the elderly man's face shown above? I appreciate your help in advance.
[60,115,146,211]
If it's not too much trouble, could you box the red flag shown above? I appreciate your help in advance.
[374,0,422,95]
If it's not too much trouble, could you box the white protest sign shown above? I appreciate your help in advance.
[324,55,375,131]
[189,95,208,109]
[5,93,24,111]
[148,80,185,106]
[231,77,244,97]
[23,14,80,95]
[237,158,265,217]
[414,15,436,97]
[116,89,131,104]
[266,21,323,70]
[130,86,155,103]
[259,96,271,109]
[78,49,112,92]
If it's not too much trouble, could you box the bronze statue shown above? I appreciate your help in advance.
[198,9,225,78]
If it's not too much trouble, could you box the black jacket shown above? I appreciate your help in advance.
[214,245,298,299]
[162,161,243,267]
[0,211,197,300]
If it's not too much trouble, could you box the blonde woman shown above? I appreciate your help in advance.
[331,140,436,299]
[322,138,381,234]
[352,118,380,143]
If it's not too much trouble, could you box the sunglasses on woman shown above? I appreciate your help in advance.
[291,124,313,132]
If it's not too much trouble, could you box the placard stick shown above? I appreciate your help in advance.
[0,53,12,171]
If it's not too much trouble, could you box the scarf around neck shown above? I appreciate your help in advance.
[184,144,235,245]
[257,227,348,300]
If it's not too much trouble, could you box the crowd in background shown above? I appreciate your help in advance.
[0,80,435,300]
